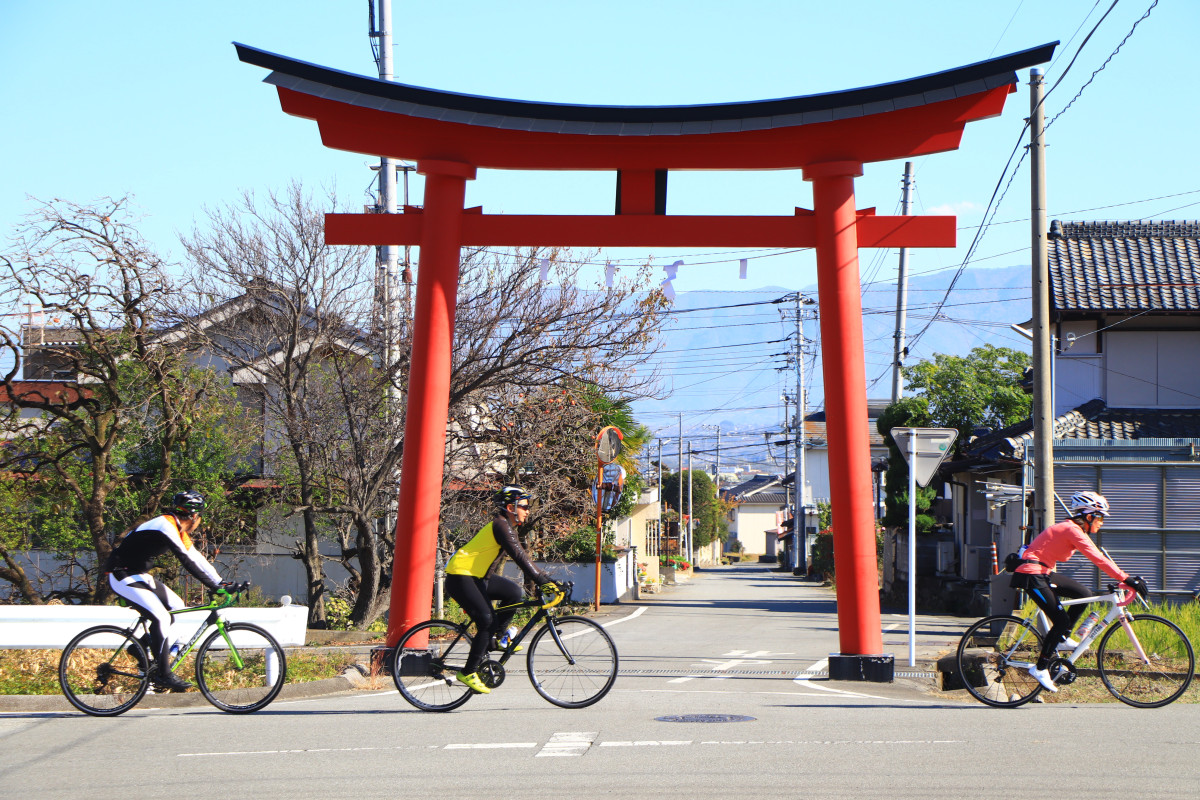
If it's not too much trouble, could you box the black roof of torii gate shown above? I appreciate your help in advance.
[236,41,1058,135]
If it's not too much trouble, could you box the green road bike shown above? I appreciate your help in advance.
[392,581,619,711]
[956,583,1195,708]
[59,582,287,716]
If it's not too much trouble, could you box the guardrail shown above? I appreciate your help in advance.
[0,598,308,649]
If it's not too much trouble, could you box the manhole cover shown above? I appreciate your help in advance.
[655,714,756,723]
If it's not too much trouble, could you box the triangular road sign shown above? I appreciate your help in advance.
[890,427,959,488]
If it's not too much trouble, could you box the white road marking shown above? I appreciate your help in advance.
[792,658,893,700]
[179,745,440,757]
[177,735,963,759]
[600,606,648,627]
[536,731,597,757]
[445,743,537,750]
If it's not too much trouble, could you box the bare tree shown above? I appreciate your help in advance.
[0,197,252,602]
[181,183,375,627]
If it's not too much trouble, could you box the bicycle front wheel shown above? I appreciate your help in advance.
[1097,614,1195,708]
[59,625,150,716]
[526,615,618,709]
[956,615,1045,708]
[392,620,475,712]
[195,623,287,713]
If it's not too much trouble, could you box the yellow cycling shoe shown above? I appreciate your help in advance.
[455,670,491,694]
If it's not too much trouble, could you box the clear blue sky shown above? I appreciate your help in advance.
[2,1,1195,445]
[3,1,1193,293]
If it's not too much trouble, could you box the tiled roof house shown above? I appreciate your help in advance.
[947,220,1200,600]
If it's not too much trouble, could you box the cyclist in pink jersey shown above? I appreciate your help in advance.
[1011,490,1147,691]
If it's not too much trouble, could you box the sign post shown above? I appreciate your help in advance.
[594,427,624,610]
[890,427,958,666]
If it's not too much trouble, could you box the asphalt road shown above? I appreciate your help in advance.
[4,565,1199,799]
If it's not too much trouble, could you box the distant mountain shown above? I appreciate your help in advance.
[633,263,1031,443]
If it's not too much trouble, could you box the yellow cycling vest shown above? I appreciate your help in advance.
[445,522,502,578]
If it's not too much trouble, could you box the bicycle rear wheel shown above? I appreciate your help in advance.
[59,625,150,716]
[956,614,1045,708]
[195,622,287,713]
[526,615,618,709]
[1097,614,1195,708]
[392,620,475,712]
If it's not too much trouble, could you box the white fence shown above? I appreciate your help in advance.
[0,600,308,649]
[499,550,637,604]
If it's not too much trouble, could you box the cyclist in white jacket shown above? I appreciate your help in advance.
[105,491,228,691]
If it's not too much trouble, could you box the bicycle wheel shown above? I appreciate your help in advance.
[59,625,150,716]
[956,615,1045,708]
[195,622,287,713]
[392,620,475,712]
[1097,614,1195,708]
[526,615,618,709]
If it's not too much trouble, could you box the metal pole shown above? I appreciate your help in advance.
[903,430,919,666]
[714,426,721,490]
[891,161,914,403]
[1030,68,1055,531]
[687,443,694,565]
[793,295,805,573]
[677,413,684,556]
[657,438,663,556]
[375,0,400,389]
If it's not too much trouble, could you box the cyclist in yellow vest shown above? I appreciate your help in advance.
[444,485,554,694]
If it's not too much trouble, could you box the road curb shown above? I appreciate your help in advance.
[0,672,359,714]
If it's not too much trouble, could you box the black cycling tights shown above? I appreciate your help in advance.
[443,574,523,673]
[1019,571,1091,669]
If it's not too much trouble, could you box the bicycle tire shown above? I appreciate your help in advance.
[526,615,618,709]
[956,614,1045,708]
[392,620,475,712]
[59,625,151,716]
[195,622,287,713]
[1097,613,1195,708]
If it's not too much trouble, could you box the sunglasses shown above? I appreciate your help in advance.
[515,503,530,510]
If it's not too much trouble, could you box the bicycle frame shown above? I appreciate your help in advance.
[1026,587,1149,667]
[491,586,571,666]
[129,592,249,675]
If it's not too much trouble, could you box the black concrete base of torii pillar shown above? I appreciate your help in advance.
[828,653,895,682]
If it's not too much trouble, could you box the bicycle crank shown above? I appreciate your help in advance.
[1048,657,1077,685]
[479,659,506,689]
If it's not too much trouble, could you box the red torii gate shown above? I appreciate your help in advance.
[237,41,1054,679]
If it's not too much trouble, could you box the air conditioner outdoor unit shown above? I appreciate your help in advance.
[936,541,957,575]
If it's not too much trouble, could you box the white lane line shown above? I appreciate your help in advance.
[445,743,537,750]
[600,606,648,627]
[792,658,892,700]
[536,731,597,757]
[179,745,440,757]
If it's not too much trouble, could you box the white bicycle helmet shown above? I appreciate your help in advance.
[1068,490,1110,518]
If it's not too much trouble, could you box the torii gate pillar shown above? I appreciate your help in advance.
[805,161,885,667]
[386,160,475,639]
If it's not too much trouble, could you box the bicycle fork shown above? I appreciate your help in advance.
[544,620,578,666]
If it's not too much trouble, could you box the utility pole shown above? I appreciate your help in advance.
[657,438,662,489]
[370,0,400,384]
[1030,68,1054,531]
[687,443,694,564]
[793,293,809,575]
[890,161,914,403]
[677,413,684,556]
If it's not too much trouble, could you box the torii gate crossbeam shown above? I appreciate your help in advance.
[237,40,1055,680]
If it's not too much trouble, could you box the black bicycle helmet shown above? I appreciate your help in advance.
[494,484,531,508]
[172,490,206,517]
